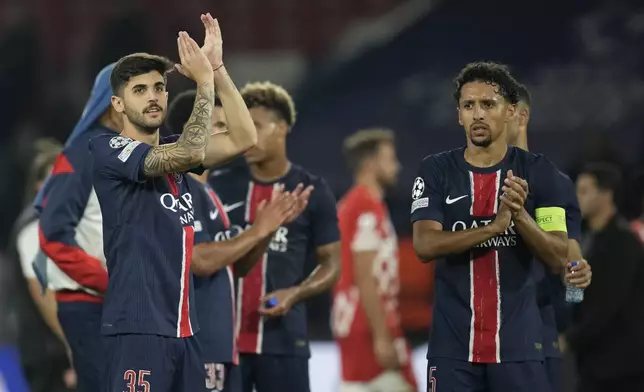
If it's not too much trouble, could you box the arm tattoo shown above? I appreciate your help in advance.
[143,82,215,177]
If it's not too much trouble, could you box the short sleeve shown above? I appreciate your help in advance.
[90,134,151,182]
[310,177,340,247]
[16,222,39,279]
[531,157,568,233]
[351,211,382,252]
[560,173,581,241]
[410,155,444,224]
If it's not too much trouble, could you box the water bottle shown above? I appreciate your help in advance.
[565,260,584,303]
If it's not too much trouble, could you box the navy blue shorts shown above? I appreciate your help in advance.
[239,354,310,392]
[203,362,241,392]
[103,334,205,392]
[545,357,562,392]
[427,357,549,392]
[57,301,104,392]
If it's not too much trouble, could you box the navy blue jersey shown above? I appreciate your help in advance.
[537,171,582,358]
[208,164,339,357]
[90,133,202,338]
[410,146,568,363]
[188,175,237,364]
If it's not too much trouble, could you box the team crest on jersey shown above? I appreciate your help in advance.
[412,177,425,200]
[173,172,183,183]
[109,136,133,149]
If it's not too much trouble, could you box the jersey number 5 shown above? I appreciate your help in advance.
[124,370,151,392]
[427,366,437,392]
[205,363,226,391]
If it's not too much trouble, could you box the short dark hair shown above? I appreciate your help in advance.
[166,89,222,133]
[110,53,174,96]
[516,83,532,107]
[24,138,63,202]
[343,128,395,171]
[240,82,296,127]
[579,162,623,200]
[453,61,520,104]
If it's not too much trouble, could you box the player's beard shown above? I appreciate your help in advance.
[377,171,397,190]
[470,134,492,148]
[124,104,164,135]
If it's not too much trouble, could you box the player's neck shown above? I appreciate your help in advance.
[464,141,508,168]
[121,122,160,146]
[189,170,210,184]
[588,205,616,231]
[98,110,122,133]
[355,173,384,200]
[248,155,291,182]
[507,130,529,152]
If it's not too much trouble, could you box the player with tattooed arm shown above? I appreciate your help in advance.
[90,18,257,392]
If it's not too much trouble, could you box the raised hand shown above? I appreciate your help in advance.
[253,184,297,237]
[283,183,314,224]
[200,13,223,70]
[175,31,213,84]
[500,170,529,215]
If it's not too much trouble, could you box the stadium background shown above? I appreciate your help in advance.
[1,0,643,390]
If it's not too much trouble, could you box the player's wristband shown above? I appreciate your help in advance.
[535,207,567,232]
[213,63,224,72]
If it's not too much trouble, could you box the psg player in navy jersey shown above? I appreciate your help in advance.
[166,89,313,392]
[208,82,341,392]
[505,83,592,391]
[411,62,570,392]
[90,15,258,392]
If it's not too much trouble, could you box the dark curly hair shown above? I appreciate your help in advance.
[453,61,520,105]
[240,82,297,127]
[110,53,174,96]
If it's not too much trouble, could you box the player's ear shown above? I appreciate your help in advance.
[505,103,516,122]
[457,107,463,126]
[520,107,530,127]
[111,96,125,114]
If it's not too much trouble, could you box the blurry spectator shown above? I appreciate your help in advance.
[6,138,76,392]
[566,163,644,392]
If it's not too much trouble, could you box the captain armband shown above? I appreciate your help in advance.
[535,207,567,232]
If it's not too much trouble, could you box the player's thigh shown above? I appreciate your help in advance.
[427,357,486,392]
[57,301,103,391]
[223,364,242,392]
[369,370,415,392]
[175,336,207,392]
[238,354,256,392]
[339,381,370,392]
[254,355,310,392]
[486,361,549,392]
[103,334,174,392]
[545,357,563,392]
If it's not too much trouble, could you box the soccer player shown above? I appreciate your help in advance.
[411,61,570,392]
[36,63,121,392]
[91,18,257,391]
[505,83,592,391]
[333,129,417,392]
[208,81,341,392]
[166,87,313,392]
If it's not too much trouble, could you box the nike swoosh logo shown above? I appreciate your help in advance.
[445,195,468,204]
[223,201,245,213]
[209,201,244,220]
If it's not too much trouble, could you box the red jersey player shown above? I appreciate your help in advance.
[332,129,417,392]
